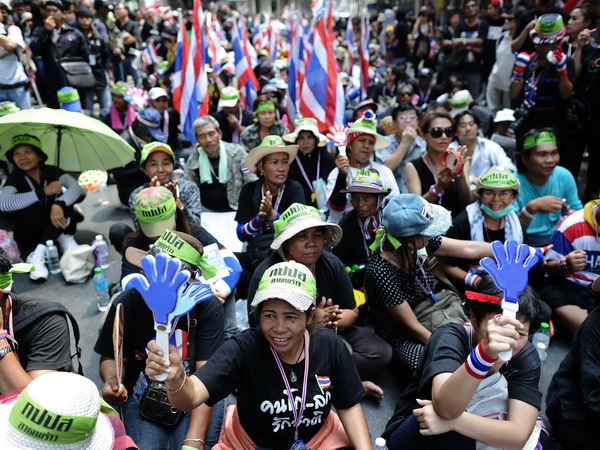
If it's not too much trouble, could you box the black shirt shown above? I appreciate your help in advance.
[453,19,490,71]
[116,19,138,54]
[384,322,542,437]
[333,209,375,267]
[95,288,224,392]
[288,148,336,208]
[200,158,231,212]
[195,327,365,448]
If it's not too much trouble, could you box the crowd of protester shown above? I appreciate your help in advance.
[0,0,599,448]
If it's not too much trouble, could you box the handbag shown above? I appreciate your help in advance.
[59,244,95,283]
[412,288,468,332]
[59,56,95,89]
[139,376,184,426]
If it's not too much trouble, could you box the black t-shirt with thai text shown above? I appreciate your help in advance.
[196,327,365,448]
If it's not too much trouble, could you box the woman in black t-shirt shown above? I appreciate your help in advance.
[145,261,371,449]
[384,277,542,450]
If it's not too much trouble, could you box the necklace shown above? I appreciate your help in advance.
[289,338,305,383]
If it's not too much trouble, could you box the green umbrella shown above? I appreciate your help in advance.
[0,107,136,171]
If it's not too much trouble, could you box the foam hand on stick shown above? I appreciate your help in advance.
[170,282,215,319]
[480,240,539,361]
[326,124,349,157]
[127,253,190,380]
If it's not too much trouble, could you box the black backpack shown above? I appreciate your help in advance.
[12,300,83,375]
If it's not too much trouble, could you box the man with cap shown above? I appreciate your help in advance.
[148,86,182,155]
[95,229,225,448]
[74,6,111,112]
[185,115,256,212]
[30,0,89,108]
[0,0,31,109]
[0,248,77,394]
[414,68,443,108]
[74,0,108,41]
[510,14,574,142]
[491,108,517,162]
[100,80,136,133]
[211,86,254,144]
[113,107,166,206]
[511,0,569,54]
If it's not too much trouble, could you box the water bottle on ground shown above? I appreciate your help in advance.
[94,267,110,312]
[531,322,551,364]
[97,180,109,206]
[92,234,110,269]
[373,437,388,450]
[46,240,61,275]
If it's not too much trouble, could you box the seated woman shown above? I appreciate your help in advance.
[0,134,84,281]
[240,100,289,151]
[513,128,583,246]
[145,261,371,450]
[109,141,202,253]
[365,194,494,374]
[384,276,542,450]
[333,169,390,271]
[545,279,600,450]
[448,111,516,190]
[235,136,305,271]
[96,229,226,449]
[248,202,393,400]
[122,186,241,337]
[282,117,336,208]
[405,107,472,218]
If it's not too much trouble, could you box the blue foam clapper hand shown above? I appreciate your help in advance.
[480,240,539,302]
[127,253,190,325]
[169,282,216,321]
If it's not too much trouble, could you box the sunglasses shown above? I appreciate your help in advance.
[399,91,413,97]
[428,127,454,138]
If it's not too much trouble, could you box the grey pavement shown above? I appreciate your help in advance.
[4,182,572,443]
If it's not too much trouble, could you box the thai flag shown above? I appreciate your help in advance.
[359,14,370,100]
[241,18,259,72]
[346,18,356,71]
[142,38,160,66]
[299,15,345,130]
[316,375,331,389]
[231,18,260,110]
[287,16,302,128]
[205,16,225,73]
[172,12,189,114]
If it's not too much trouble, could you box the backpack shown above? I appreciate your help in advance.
[12,300,83,375]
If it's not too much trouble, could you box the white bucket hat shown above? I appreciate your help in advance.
[251,261,317,311]
[282,117,329,147]
[0,372,116,449]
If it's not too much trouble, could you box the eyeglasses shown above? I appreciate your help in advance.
[481,190,514,200]
[399,91,412,97]
[428,127,454,138]
[399,115,418,121]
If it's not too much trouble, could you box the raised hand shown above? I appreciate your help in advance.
[480,240,539,302]
[126,253,190,325]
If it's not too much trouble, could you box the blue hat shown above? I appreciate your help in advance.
[382,194,452,238]
[137,107,166,142]
[57,86,81,112]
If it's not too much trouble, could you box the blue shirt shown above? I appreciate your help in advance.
[513,167,583,237]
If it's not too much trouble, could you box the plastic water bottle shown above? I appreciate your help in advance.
[374,437,388,450]
[97,180,109,206]
[172,158,186,180]
[93,234,110,269]
[94,267,110,312]
[46,240,61,275]
[531,322,551,364]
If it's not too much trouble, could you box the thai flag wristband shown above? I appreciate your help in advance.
[463,272,481,287]
[465,340,497,379]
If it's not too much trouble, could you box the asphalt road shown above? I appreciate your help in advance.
[6,183,571,443]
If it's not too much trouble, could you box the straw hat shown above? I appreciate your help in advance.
[0,372,115,449]
[245,136,298,173]
[282,117,329,147]
[271,203,342,251]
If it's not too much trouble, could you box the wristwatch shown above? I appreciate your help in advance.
[0,345,13,359]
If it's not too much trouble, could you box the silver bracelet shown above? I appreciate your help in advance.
[183,438,205,443]
[521,205,536,219]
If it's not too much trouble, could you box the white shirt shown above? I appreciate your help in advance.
[0,25,28,85]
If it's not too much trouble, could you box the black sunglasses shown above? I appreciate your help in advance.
[428,127,454,138]
[399,91,413,96]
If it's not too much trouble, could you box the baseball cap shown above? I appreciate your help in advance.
[148,87,168,101]
[132,186,176,238]
[250,261,317,312]
[140,141,175,165]
[494,108,515,123]
[57,86,82,112]
[218,86,240,109]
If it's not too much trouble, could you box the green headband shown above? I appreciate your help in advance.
[523,131,557,150]
[369,227,402,251]
[0,263,34,291]
[155,230,217,279]
[8,390,115,445]
[255,101,276,114]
